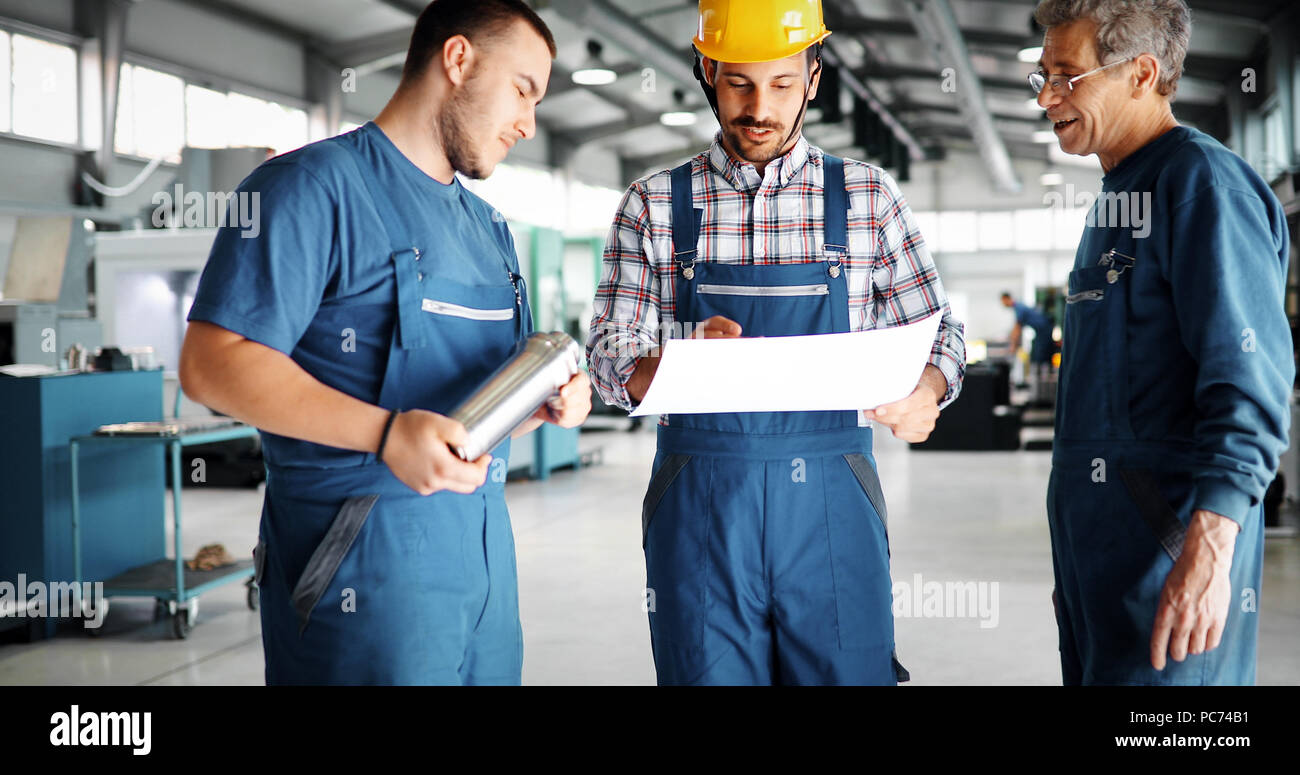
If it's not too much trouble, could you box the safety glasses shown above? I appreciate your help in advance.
[1028,57,1133,96]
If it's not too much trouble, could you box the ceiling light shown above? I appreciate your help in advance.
[1039,171,1064,186]
[1017,46,1043,64]
[660,89,697,127]
[1032,130,1056,143]
[572,40,616,86]
[1025,98,1044,112]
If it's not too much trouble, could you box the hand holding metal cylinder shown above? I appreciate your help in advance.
[446,332,584,462]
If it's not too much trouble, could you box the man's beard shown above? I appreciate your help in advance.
[723,116,790,165]
[439,76,490,180]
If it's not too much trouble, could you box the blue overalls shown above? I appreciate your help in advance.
[641,156,903,685]
[1014,302,1054,364]
[254,140,530,685]
[1048,231,1264,685]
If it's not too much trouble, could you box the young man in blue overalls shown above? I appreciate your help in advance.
[179,0,590,685]
[587,0,966,685]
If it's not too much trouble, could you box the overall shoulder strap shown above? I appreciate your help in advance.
[670,160,703,261]
[822,154,848,255]
[337,134,417,256]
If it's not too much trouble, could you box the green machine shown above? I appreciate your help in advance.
[507,224,583,480]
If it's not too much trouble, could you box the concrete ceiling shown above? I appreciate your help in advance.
[185,0,1290,186]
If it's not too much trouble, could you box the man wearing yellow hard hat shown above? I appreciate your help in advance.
[587,0,965,685]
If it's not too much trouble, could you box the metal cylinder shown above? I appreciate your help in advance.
[448,332,583,461]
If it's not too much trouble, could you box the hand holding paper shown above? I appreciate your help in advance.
[631,312,944,417]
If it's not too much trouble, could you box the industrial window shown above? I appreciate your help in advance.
[126,64,184,161]
[460,163,623,234]
[912,211,941,253]
[0,31,10,133]
[184,84,228,149]
[112,63,131,153]
[565,179,624,234]
[186,85,308,154]
[467,162,566,230]
[223,91,307,156]
[1013,209,1053,251]
[913,208,1084,254]
[114,63,185,162]
[977,211,1014,251]
[937,210,978,253]
[113,65,308,160]
[1052,206,1087,250]
[10,32,78,144]
[1263,103,1286,180]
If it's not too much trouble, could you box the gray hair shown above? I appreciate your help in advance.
[1033,0,1191,98]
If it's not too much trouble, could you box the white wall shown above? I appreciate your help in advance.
[898,148,1102,212]
[893,148,1100,343]
[342,69,399,122]
[125,1,305,99]
[0,0,73,32]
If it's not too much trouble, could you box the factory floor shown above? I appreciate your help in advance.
[2,422,1297,686]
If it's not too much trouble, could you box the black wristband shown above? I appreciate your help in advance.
[376,409,399,462]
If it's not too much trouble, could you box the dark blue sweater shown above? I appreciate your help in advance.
[1069,125,1292,526]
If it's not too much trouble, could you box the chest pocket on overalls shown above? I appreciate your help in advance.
[388,246,522,413]
[1060,255,1136,441]
[1065,266,1107,306]
[390,247,520,349]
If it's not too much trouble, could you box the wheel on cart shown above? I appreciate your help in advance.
[171,611,190,639]
[82,597,108,637]
[171,600,198,640]
[246,581,259,611]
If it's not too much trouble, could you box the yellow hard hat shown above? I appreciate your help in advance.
[694,0,832,64]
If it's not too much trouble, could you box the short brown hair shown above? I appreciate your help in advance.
[401,0,556,83]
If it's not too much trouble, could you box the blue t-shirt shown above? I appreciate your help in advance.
[188,122,531,467]
[1013,301,1052,334]
[1065,125,1292,525]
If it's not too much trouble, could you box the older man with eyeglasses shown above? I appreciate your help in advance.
[1032,0,1291,685]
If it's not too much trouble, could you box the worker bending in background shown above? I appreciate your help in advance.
[1000,291,1055,403]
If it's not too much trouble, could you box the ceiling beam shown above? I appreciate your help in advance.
[551,0,699,89]
[168,0,314,46]
[862,62,1226,106]
[891,101,1047,126]
[545,62,647,98]
[823,45,926,161]
[858,62,1027,93]
[900,0,1021,193]
[325,28,410,72]
[545,61,699,167]
[371,0,425,16]
[1185,0,1284,22]
[622,145,700,177]
[826,10,1030,49]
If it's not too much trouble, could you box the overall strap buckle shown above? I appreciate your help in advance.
[822,154,849,279]
[1098,248,1137,284]
[670,161,702,281]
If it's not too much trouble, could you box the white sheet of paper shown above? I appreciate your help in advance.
[631,312,943,416]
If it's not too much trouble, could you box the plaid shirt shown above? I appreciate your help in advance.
[586,133,965,422]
